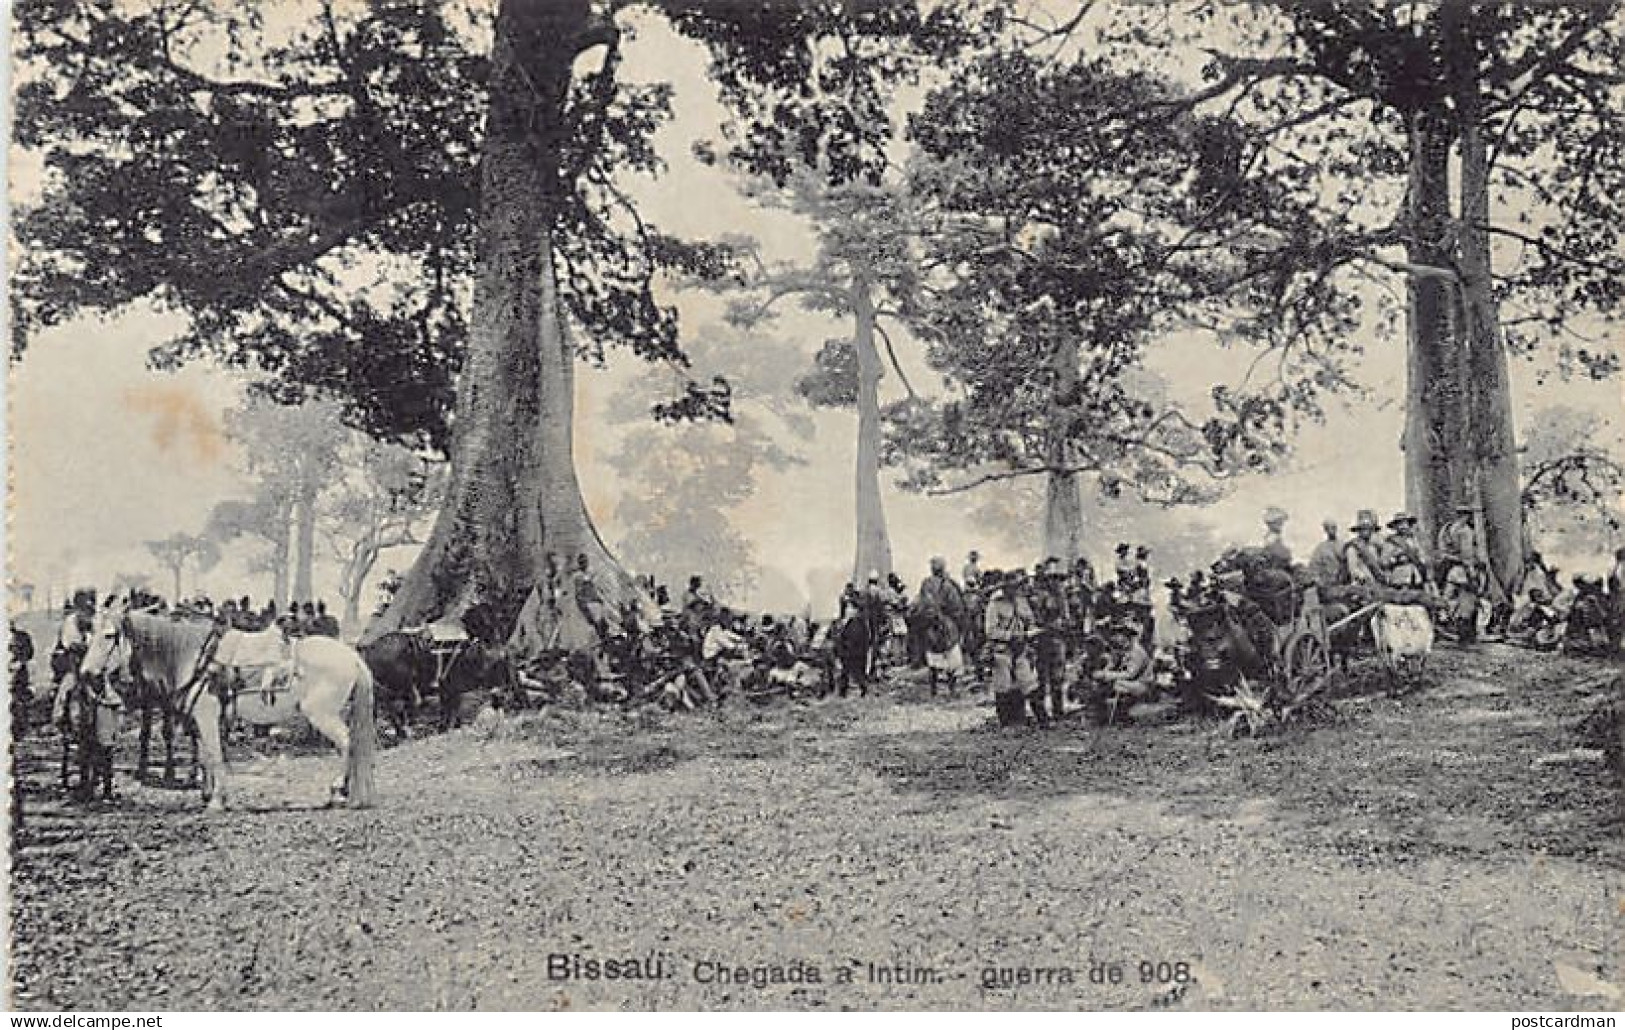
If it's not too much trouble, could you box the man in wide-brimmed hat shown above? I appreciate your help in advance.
[1435,502,1482,584]
[983,569,1038,726]
[1343,510,1384,585]
[1381,511,1429,590]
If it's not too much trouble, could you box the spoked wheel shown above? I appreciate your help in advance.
[1279,631,1334,710]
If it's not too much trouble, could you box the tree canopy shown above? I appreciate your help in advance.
[887,46,1364,506]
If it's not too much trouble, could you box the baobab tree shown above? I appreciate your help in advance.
[11,0,977,647]
[1101,1,1625,595]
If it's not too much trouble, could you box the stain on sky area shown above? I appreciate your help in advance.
[121,383,227,466]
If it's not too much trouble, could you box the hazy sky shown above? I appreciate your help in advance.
[5,6,1621,614]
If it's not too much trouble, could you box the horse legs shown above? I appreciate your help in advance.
[304,700,352,804]
[160,707,177,786]
[74,715,95,803]
[439,678,462,732]
[138,700,154,783]
[192,694,229,811]
[63,686,96,803]
[188,717,201,788]
[93,738,114,800]
[386,692,411,742]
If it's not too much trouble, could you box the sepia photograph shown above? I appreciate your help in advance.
[4,0,1623,1014]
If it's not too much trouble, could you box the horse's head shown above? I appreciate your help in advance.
[79,600,131,682]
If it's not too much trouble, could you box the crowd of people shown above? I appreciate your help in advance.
[516,504,1625,727]
[14,507,1625,743]
[502,545,1170,727]
[1259,505,1624,654]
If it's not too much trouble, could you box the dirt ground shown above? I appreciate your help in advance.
[8,644,1623,1010]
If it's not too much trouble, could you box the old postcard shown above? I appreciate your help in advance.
[6,0,1623,1014]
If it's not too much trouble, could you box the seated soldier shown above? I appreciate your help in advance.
[1506,587,1563,650]
[1564,575,1612,655]
[700,615,752,700]
[1440,558,1490,643]
[1084,621,1157,725]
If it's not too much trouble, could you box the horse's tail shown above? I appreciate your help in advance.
[346,656,378,809]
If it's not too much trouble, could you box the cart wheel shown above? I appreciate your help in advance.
[1281,631,1333,707]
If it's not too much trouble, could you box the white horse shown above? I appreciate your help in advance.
[81,599,377,811]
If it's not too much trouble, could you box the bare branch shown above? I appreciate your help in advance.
[872,320,918,401]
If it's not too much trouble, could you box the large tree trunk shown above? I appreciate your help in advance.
[1043,332,1084,561]
[1401,107,1463,554]
[292,483,317,604]
[1448,7,1524,600]
[373,0,633,645]
[850,277,893,582]
[270,502,291,607]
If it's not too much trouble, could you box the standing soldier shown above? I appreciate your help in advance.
[1068,557,1097,637]
[10,620,35,735]
[1435,503,1482,587]
[884,573,911,664]
[1380,512,1430,592]
[1029,558,1071,721]
[1307,518,1346,592]
[311,601,341,638]
[838,582,865,622]
[861,571,889,676]
[50,590,96,729]
[1262,507,1292,565]
[916,557,967,695]
[1128,546,1155,647]
[1436,503,1487,642]
[9,618,35,831]
[962,551,983,593]
[983,571,1039,727]
[1112,543,1135,595]
[1343,511,1385,589]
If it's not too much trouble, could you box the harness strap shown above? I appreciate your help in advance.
[178,625,227,720]
[429,639,469,697]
